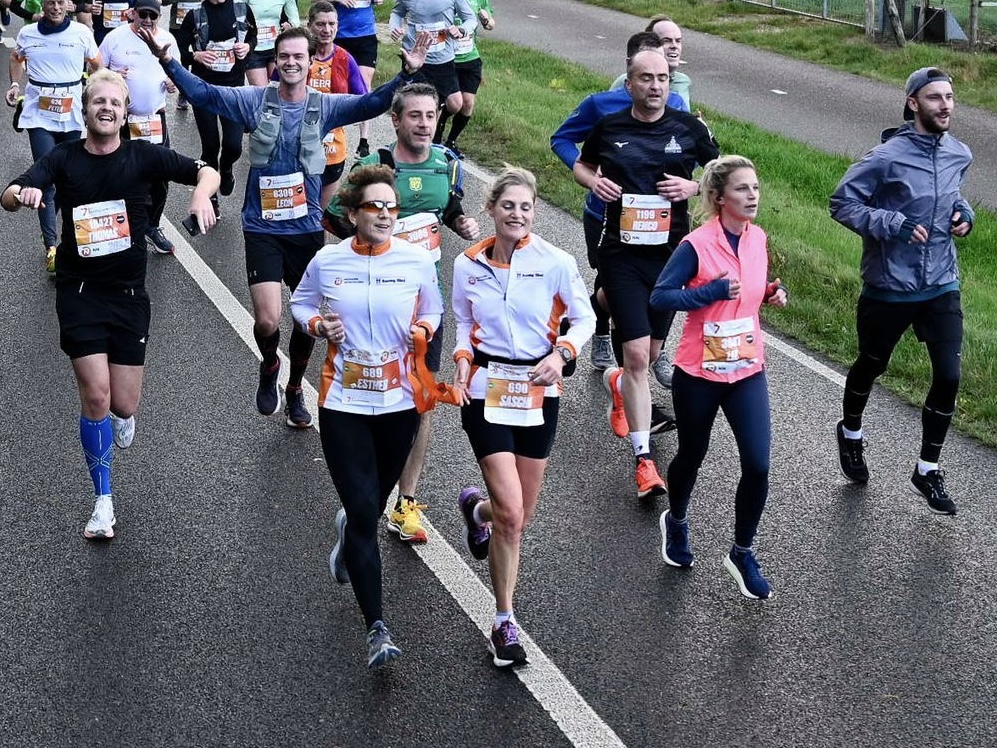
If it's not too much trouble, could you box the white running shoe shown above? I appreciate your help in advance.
[110,412,135,449]
[84,495,116,540]
[651,354,673,389]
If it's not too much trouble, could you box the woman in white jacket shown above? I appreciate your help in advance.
[290,164,443,670]
[451,166,595,667]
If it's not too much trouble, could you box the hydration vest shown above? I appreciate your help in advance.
[247,83,327,176]
[193,0,249,50]
[375,145,463,218]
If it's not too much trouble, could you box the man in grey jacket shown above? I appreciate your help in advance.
[829,66,974,515]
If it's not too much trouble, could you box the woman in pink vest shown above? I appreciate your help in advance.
[649,155,787,600]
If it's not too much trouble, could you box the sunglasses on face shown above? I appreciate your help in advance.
[136,10,159,19]
[358,200,400,215]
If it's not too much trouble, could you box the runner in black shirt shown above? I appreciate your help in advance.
[575,49,718,500]
[2,69,220,541]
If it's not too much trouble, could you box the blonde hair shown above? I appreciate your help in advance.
[485,165,537,208]
[82,69,130,109]
[695,155,757,222]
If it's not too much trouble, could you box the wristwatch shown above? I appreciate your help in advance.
[555,346,573,364]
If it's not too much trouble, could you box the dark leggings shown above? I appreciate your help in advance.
[842,293,962,462]
[667,367,771,548]
[191,105,244,173]
[319,407,420,628]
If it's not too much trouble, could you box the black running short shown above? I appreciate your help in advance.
[414,61,460,103]
[597,240,674,342]
[426,316,445,373]
[56,281,151,366]
[455,57,483,95]
[244,230,324,290]
[461,397,560,461]
[335,33,378,68]
[245,48,275,70]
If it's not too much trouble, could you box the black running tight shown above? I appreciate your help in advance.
[319,407,420,628]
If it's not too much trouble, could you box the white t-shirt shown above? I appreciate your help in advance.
[13,21,100,132]
[99,25,180,116]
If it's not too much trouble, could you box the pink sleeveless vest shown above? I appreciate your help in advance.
[674,216,769,383]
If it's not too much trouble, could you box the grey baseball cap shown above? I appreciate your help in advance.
[903,67,952,120]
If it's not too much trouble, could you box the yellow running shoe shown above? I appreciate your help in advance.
[388,497,428,543]
[45,246,56,274]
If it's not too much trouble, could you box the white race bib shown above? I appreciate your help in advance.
[455,33,474,55]
[393,212,442,262]
[619,193,671,245]
[483,362,545,426]
[342,349,403,407]
[127,114,163,143]
[175,1,199,23]
[701,316,759,374]
[207,39,236,73]
[102,1,129,27]
[414,20,449,54]
[259,172,308,221]
[37,87,74,122]
[73,200,132,258]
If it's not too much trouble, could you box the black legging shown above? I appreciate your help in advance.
[191,105,244,174]
[843,293,962,463]
[667,367,771,548]
[319,407,420,628]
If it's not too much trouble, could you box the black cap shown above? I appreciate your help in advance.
[902,67,952,121]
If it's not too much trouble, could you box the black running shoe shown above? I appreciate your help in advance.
[355,138,370,159]
[835,419,869,483]
[458,487,491,560]
[444,141,465,160]
[210,194,221,219]
[256,360,282,416]
[489,620,527,668]
[650,404,677,435]
[284,386,312,428]
[910,468,957,515]
[147,226,175,254]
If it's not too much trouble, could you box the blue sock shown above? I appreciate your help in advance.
[80,415,113,497]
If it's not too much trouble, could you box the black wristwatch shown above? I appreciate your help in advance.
[555,346,572,364]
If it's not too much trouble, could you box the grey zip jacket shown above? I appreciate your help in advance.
[829,123,974,296]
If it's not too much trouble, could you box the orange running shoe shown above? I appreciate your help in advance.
[636,457,667,499]
[602,366,628,438]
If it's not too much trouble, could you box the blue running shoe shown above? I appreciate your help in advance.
[723,546,772,600]
[660,511,694,568]
[367,620,401,669]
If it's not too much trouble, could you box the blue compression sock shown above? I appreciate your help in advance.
[80,415,113,497]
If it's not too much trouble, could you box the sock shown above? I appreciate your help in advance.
[733,543,751,555]
[254,326,280,369]
[287,324,315,389]
[434,109,449,144]
[494,610,513,628]
[80,415,113,497]
[842,425,863,440]
[630,432,650,457]
[472,501,487,526]
[917,460,939,476]
[446,112,471,144]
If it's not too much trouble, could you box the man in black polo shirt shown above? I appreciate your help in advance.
[574,49,718,500]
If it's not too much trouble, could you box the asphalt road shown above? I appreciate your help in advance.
[2,8,996,748]
[489,0,997,210]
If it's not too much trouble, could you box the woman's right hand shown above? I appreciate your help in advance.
[452,359,472,406]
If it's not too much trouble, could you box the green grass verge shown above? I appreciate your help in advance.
[575,0,997,111]
[369,36,997,447]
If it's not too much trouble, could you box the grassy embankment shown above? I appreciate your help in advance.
[352,6,997,447]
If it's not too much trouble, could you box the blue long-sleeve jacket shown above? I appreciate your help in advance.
[162,57,412,234]
[551,87,687,220]
[829,123,974,300]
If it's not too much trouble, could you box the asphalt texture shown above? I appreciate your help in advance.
[2,6,996,748]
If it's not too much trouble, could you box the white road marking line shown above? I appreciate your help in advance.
[163,220,627,748]
[771,89,788,95]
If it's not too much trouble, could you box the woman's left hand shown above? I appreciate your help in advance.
[765,278,788,307]
[528,353,563,387]
[452,359,472,405]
